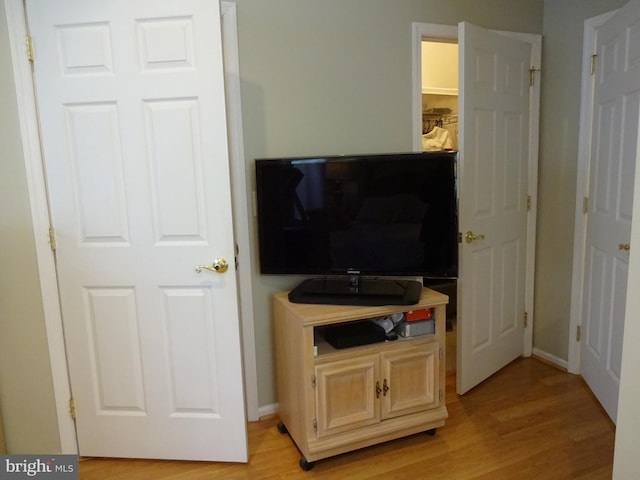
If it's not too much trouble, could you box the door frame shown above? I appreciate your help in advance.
[4,0,259,454]
[568,10,618,374]
[411,22,541,359]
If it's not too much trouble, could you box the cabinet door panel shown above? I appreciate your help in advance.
[315,354,380,438]
[381,343,439,419]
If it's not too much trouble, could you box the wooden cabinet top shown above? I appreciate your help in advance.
[274,287,449,327]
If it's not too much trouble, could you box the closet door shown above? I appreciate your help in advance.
[27,0,247,461]
[457,22,531,394]
[580,0,640,423]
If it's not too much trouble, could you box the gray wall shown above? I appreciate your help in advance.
[234,0,544,407]
[0,1,61,453]
[535,0,628,359]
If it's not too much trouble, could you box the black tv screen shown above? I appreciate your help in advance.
[255,151,458,283]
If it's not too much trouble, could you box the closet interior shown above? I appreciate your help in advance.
[421,40,459,151]
[420,40,458,373]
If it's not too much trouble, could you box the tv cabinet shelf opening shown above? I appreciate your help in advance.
[313,325,436,359]
[273,287,449,471]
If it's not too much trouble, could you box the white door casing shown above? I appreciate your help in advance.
[456,22,532,394]
[26,0,247,461]
[220,1,259,423]
[572,0,640,423]
[569,10,617,376]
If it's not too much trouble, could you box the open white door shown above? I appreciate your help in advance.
[26,0,247,461]
[579,0,640,423]
[457,22,532,394]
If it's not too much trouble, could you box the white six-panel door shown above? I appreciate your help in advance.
[580,0,640,423]
[457,22,531,394]
[26,0,247,461]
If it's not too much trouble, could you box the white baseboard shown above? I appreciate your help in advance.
[532,347,569,371]
[256,403,279,420]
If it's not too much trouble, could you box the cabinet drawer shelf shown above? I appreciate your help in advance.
[314,332,437,361]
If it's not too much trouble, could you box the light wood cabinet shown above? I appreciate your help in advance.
[273,288,448,470]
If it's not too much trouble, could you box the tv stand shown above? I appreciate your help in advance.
[274,288,449,469]
[288,277,422,306]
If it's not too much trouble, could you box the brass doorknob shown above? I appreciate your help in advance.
[465,231,486,244]
[195,258,229,274]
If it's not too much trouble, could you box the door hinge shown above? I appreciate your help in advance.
[583,197,589,214]
[313,418,317,432]
[26,35,34,62]
[576,325,582,342]
[523,312,528,328]
[69,398,76,420]
[48,227,57,251]
[527,195,532,212]
[590,54,597,75]
[311,374,316,389]
[529,67,540,87]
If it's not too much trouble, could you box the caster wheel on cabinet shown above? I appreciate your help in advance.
[299,457,315,471]
[277,421,288,434]
[426,428,437,436]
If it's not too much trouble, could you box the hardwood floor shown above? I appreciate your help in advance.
[78,358,614,479]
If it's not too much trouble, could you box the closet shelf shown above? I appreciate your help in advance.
[422,87,458,96]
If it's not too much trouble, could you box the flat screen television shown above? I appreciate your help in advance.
[255,151,458,305]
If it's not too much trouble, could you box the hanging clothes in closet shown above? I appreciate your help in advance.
[422,126,453,151]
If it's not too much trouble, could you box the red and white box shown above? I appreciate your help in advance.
[404,308,433,322]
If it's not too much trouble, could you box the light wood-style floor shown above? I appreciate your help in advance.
[78,358,614,479]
